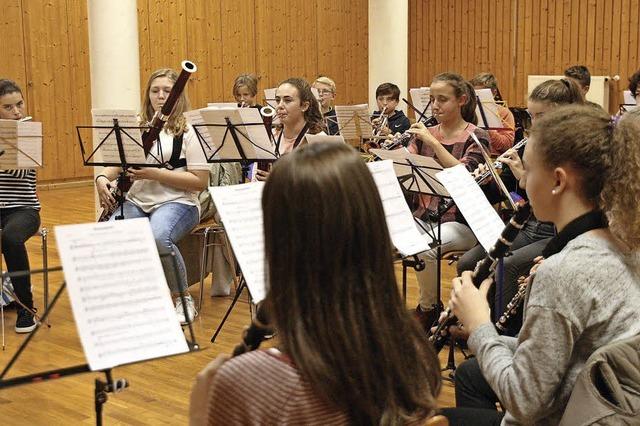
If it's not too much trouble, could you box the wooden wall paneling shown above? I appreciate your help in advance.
[481,0,490,73]
[287,0,318,82]
[593,0,605,74]
[408,0,417,86]
[569,0,579,65]
[254,0,287,102]
[0,1,27,92]
[492,0,502,86]
[504,0,515,104]
[602,0,614,78]
[22,0,74,181]
[459,0,468,80]
[538,0,548,74]
[561,0,571,70]
[610,0,623,86]
[447,0,457,72]
[545,0,555,76]
[316,1,343,101]
[628,0,640,80]
[220,0,256,103]
[144,0,188,80]
[553,0,565,84]
[185,0,224,108]
[619,0,631,88]
[65,0,92,179]
[585,0,596,69]
[466,0,475,79]
[522,0,533,104]
[341,0,368,105]
[137,0,152,80]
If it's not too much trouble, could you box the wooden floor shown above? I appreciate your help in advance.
[0,183,464,425]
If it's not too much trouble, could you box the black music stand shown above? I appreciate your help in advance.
[76,119,163,220]
[475,93,513,132]
[402,97,437,126]
[0,250,199,426]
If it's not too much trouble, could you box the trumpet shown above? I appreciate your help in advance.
[373,106,388,136]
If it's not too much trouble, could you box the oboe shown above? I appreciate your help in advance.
[495,275,529,332]
[429,202,531,353]
[231,303,274,357]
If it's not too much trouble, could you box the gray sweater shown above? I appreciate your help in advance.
[468,233,640,425]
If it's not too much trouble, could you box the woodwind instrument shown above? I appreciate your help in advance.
[495,275,529,332]
[256,105,276,172]
[429,202,531,353]
[231,303,274,357]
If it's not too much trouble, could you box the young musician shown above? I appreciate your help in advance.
[371,83,411,135]
[563,65,591,98]
[190,142,442,425]
[312,76,339,135]
[406,72,491,330]
[0,79,40,333]
[456,78,583,336]
[95,68,209,324]
[470,73,515,155]
[443,105,640,425]
[232,74,260,108]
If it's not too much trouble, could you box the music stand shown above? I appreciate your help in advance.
[370,148,452,306]
[76,118,163,220]
[334,104,374,148]
[0,250,198,426]
[475,89,515,131]
[0,119,43,169]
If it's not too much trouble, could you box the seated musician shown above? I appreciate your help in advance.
[254,77,325,181]
[469,72,515,155]
[312,76,340,135]
[456,78,583,337]
[0,79,41,333]
[441,105,640,425]
[232,73,261,109]
[629,68,640,104]
[95,68,209,325]
[406,72,490,330]
[371,82,411,136]
[189,142,442,425]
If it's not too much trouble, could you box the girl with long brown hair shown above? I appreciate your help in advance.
[191,143,441,425]
[443,105,640,425]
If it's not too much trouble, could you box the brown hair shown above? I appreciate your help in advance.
[277,77,324,134]
[529,105,640,250]
[432,72,478,124]
[0,79,22,97]
[233,73,259,97]
[564,65,591,88]
[529,78,583,106]
[141,68,190,136]
[376,82,401,101]
[262,142,441,424]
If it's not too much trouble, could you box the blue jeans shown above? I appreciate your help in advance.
[111,201,199,293]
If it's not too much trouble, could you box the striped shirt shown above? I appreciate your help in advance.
[0,169,40,209]
[207,349,350,425]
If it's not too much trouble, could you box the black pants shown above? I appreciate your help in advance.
[1,207,40,309]
[440,358,505,425]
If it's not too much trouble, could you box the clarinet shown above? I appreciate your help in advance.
[495,275,529,332]
[428,202,531,353]
[231,303,274,357]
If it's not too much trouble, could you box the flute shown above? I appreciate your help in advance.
[429,202,531,353]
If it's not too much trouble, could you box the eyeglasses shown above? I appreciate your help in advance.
[317,89,334,95]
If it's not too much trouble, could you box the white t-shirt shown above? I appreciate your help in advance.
[126,126,210,214]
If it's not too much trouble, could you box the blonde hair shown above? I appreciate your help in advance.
[470,72,499,91]
[233,74,259,97]
[313,76,336,93]
[529,105,640,251]
[141,68,190,136]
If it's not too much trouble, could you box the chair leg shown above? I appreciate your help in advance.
[41,228,49,312]
[197,228,210,312]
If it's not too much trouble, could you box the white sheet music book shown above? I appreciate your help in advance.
[622,90,638,112]
[436,164,505,252]
[0,119,43,168]
[197,107,276,161]
[409,87,432,121]
[55,218,189,371]
[264,88,277,108]
[91,109,146,164]
[367,160,430,256]
[210,182,267,303]
[370,148,449,197]
[335,104,372,141]
[474,89,506,129]
[305,134,345,144]
[207,102,238,109]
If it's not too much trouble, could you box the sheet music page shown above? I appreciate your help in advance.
[474,89,504,129]
[237,107,277,160]
[207,102,238,109]
[623,90,637,105]
[16,121,43,167]
[55,218,189,371]
[409,87,432,121]
[335,104,371,141]
[91,109,146,164]
[367,160,430,256]
[436,164,505,252]
[0,120,19,168]
[263,88,277,108]
[210,182,267,302]
[305,134,345,144]
[185,109,217,160]
[199,107,245,160]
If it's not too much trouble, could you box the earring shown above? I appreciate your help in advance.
[552,189,557,195]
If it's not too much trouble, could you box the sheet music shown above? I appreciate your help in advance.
[207,102,238,109]
[335,104,372,140]
[305,134,345,144]
[91,109,146,164]
[370,148,449,196]
[0,119,43,168]
[264,88,277,108]
[623,90,637,105]
[198,108,276,161]
[367,160,430,256]
[436,164,505,252]
[210,183,267,303]
[55,218,189,371]
[475,89,506,129]
[185,109,217,159]
[409,87,432,121]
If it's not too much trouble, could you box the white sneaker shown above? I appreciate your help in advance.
[175,295,198,325]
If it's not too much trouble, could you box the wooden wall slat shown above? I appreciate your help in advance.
[0,1,27,88]
[409,0,640,107]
